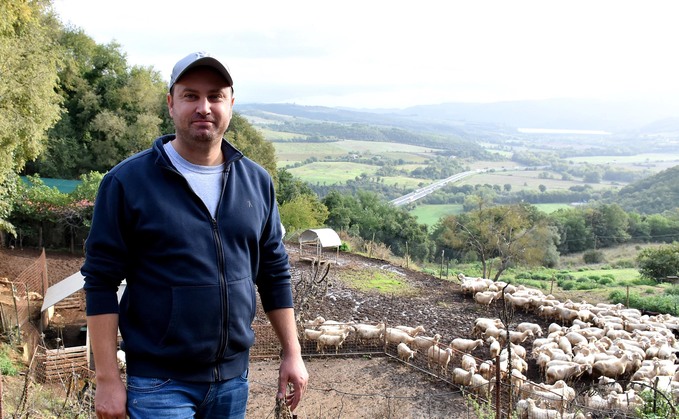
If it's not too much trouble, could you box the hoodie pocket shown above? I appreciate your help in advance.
[159,284,223,361]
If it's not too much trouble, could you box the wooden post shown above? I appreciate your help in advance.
[495,355,501,419]
[550,277,554,295]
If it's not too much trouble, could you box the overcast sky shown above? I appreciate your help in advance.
[53,0,679,111]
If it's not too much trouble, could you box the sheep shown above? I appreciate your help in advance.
[545,363,591,384]
[487,336,501,359]
[592,352,642,379]
[395,325,426,337]
[386,328,415,345]
[412,334,441,351]
[427,345,454,373]
[450,338,484,353]
[303,316,325,328]
[461,353,477,372]
[116,350,126,370]
[316,332,348,354]
[469,373,491,398]
[478,360,494,380]
[397,342,416,362]
[303,328,323,341]
[354,322,385,344]
[504,329,533,345]
[472,317,504,337]
[452,367,475,386]
[318,325,355,336]
[517,322,543,337]
[474,290,496,306]
[519,398,578,418]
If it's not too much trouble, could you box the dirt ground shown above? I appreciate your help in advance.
[0,245,553,418]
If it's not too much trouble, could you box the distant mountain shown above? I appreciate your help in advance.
[238,98,679,135]
[614,165,679,214]
[398,98,679,132]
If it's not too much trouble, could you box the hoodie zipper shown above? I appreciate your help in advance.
[213,165,231,381]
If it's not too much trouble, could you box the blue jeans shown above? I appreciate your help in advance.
[126,370,249,419]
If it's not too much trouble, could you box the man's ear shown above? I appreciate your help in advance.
[167,92,174,117]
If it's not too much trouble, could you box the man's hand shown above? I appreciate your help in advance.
[277,353,308,411]
[95,376,127,419]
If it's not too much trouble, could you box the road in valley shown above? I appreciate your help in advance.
[389,169,484,206]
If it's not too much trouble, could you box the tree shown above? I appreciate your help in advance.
[1,0,63,234]
[279,195,329,233]
[637,243,679,282]
[227,113,278,182]
[538,184,547,193]
[26,31,168,178]
[437,204,558,279]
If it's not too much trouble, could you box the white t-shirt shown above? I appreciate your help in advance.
[164,141,224,217]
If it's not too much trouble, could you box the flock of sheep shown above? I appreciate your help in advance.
[300,273,679,417]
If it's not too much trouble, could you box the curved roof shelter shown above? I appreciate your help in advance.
[298,228,341,263]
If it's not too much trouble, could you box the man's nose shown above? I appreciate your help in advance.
[196,97,211,115]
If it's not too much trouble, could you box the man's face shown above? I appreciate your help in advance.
[167,67,234,145]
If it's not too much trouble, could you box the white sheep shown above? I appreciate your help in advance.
[461,353,477,372]
[427,345,454,373]
[517,322,543,337]
[474,290,496,306]
[354,322,385,344]
[545,363,591,384]
[395,325,426,337]
[397,342,416,362]
[469,373,492,398]
[386,327,415,345]
[303,328,323,341]
[451,337,484,353]
[412,334,441,351]
[303,316,325,328]
[316,332,348,354]
[452,367,475,386]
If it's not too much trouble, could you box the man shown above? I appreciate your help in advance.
[82,51,308,418]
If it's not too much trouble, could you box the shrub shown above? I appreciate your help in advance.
[560,281,576,290]
[613,259,635,269]
[0,345,19,376]
[339,242,351,252]
[583,250,604,264]
[596,277,613,286]
[575,282,598,290]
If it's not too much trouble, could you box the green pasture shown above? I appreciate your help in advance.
[287,162,377,184]
[274,140,441,165]
[569,153,679,165]
[410,204,464,226]
[533,203,573,213]
[459,170,624,192]
[258,128,303,141]
[287,162,430,187]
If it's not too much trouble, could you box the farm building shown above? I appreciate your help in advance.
[298,228,341,263]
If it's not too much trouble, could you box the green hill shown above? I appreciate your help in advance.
[614,165,679,214]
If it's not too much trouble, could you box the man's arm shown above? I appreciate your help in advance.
[266,308,308,411]
[88,313,127,419]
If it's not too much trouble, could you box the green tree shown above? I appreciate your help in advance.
[227,113,278,182]
[437,204,558,279]
[27,30,167,177]
[279,195,329,234]
[637,243,679,281]
[0,0,63,234]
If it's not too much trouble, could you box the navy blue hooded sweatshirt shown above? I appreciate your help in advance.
[82,135,292,382]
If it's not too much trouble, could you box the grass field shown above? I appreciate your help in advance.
[459,170,624,192]
[409,204,464,226]
[274,140,441,166]
[533,203,573,213]
[569,153,679,165]
[287,161,430,186]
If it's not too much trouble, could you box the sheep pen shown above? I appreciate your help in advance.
[3,246,677,417]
